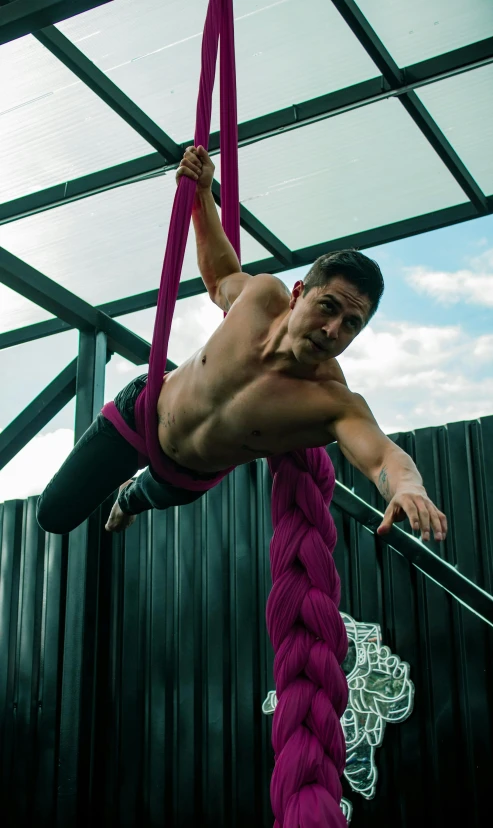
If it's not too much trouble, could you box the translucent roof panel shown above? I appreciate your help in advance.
[357,0,493,67]
[417,64,493,195]
[0,284,54,334]
[215,98,466,250]
[57,0,379,143]
[0,174,269,317]
[0,34,152,203]
[0,330,78,427]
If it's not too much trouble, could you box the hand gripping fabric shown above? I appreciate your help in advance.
[140,0,349,822]
[267,450,349,827]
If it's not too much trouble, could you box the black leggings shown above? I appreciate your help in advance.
[36,383,205,535]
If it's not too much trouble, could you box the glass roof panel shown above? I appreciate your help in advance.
[0,284,54,334]
[215,98,466,250]
[57,0,379,143]
[0,331,78,428]
[356,0,493,67]
[0,34,152,203]
[417,64,493,195]
[0,174,269,312]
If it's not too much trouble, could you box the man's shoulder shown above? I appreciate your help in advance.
[321,381,375,433]
[316,372,367,421]
[241,273,290,304]
[319,357,348,387]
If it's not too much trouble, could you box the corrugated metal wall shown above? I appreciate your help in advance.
[1,416,493,827]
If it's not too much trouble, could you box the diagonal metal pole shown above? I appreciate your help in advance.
[34,25,292,263]
[0,247,151,365]
[0,358,79,471]
[330,0,488,214]
[34,25,181,163]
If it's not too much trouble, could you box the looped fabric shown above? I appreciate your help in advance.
[100,0,239,492]
[103,0,349,822]
[141,0,239,487]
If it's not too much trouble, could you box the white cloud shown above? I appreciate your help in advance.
[339,320,493,433]
[340,322,462,385]
[473,334,493,360]
[405,246,493,306]
[168,293,224,363]
[0,428,74,503]
[473,237,488,249]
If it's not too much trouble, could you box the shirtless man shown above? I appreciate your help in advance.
[37,146,447,544]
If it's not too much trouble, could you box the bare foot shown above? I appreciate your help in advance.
[105,481,137,533]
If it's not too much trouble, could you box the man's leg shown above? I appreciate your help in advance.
[105,466,204,531]
[36,414,139,535]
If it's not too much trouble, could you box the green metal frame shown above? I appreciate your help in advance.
[331,0,488,211]
[0,0,111,46]
[0,247,151,365]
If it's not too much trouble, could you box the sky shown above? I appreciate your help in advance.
[0,212,492,504]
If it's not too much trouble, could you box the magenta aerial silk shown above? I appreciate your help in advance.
[102,0,349,823]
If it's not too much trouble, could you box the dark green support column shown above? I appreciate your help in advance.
[74,330,108,441]
[56,330,108,826]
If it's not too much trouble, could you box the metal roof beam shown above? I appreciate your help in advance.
[0,0,110,46]
[2,196,490,350]
[154,198,493,297]
[1,37,491,226]
[0,281,190,350]
[404,36,493,84]
[330,0,488,213]
[0,247,151,364]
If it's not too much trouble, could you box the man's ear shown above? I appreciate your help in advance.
[289,280,304,309]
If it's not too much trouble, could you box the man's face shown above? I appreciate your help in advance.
[287,276,371,363]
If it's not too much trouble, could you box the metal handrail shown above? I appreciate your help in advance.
[332,480,493,629]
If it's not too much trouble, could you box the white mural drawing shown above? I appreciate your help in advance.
[262,612,415,823]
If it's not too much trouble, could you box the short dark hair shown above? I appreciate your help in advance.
[302,249,384,320]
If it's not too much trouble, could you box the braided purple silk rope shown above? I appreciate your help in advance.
[145,1,348,823]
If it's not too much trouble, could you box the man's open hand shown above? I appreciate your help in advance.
[377,489,448,542]
[176,145,215,190]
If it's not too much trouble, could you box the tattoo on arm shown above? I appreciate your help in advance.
[378,466,391,501]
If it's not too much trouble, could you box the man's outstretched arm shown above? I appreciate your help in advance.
[176,146,251,310]
[330,390,448,542]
